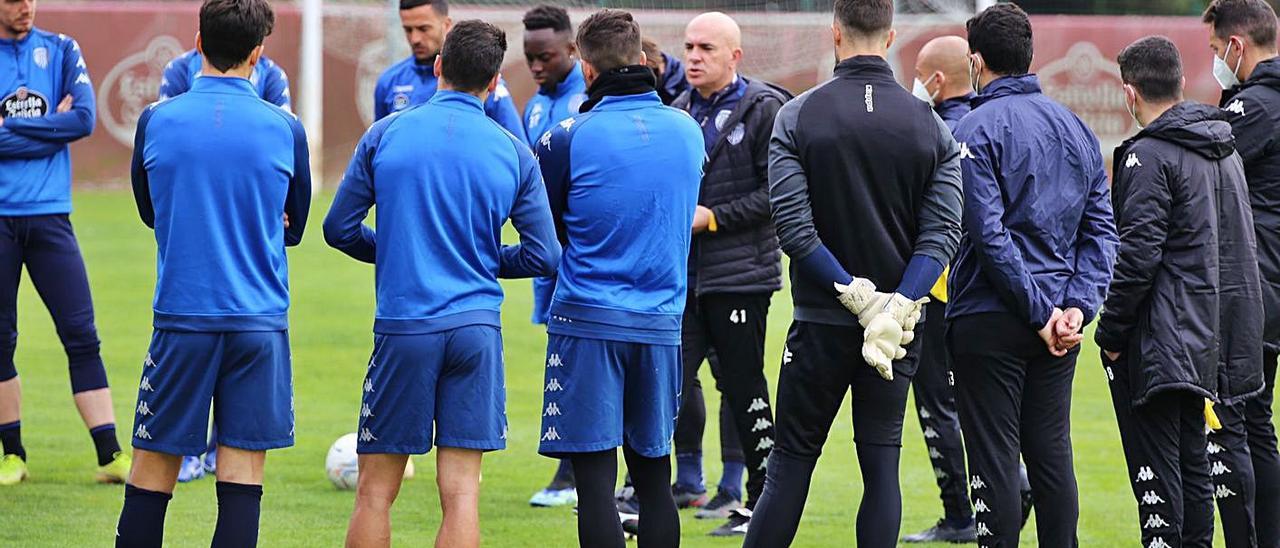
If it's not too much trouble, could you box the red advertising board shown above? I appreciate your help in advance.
[31,4,1227,185]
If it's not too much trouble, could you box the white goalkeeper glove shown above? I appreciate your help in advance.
[834,278,893,327]
[860,293,929,380]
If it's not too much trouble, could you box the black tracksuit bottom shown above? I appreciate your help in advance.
[1208,349,1280,548]
[950,312,1079,548]
[913,300,973,522]
[673,292,773,508]
[1104,352,1214,548]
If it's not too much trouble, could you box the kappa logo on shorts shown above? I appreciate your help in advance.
[364,378,375,393]
[1141,490,1166,505]
[974,499,990,513]
[976,522,992,537]
[134,424,153,440]
[545,377,564,392]
[1210,461,1232,476]
[359,428,377,443]
[547,354,564,368]
[541,427,561,441]
[144,353,157,368]
[1136,466,1157,482]
[139,376,154,392]
[136,401,153,417]
[1143,514,1170,529]
[923,426,939,439]
[1215,484,1238,499]
[1147,537,1172,548]
[747,398,768,413]
[544,402,561,417]
[970,475,987,490]
[1224,99,1245,116]
[754,436,774,451]
[1207,442,1223,455]
[751,418,772,432]
[361,403,374,418]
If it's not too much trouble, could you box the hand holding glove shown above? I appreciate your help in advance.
[834,278,893,327]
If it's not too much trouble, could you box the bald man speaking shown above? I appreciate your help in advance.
[668,11,790,537]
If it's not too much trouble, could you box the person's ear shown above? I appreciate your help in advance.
[831,22,842,51]
[885,28,896,50]
[581,59,598,84]
[433,53,443,78]
[638,50,648,68]
[195,32,204,56]
[1180,75,1187,92]
[933,71,945,93]
[247,45,264,68]
[487,73,500,94]
[730,46,743,66]
[444,16,453,34]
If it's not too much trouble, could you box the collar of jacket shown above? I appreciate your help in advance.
[1240,56,1280,93]
[580,64,657,112]
[937,92,976,112]
[540,61,584,98]
[408,54,436,74]
[690,74,745,111]
[0,27,37,48]
[189,75,258,96]
[1122,100,1235,160]
[833,55,894,80]
[428,89,485,112]
[972,74,1041,107]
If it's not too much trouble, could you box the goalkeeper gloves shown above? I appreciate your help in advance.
[834,278,893,327]
[860,293,928,381]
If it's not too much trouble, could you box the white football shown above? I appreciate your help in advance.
[326,433,360,490]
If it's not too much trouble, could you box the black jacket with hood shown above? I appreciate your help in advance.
[1096,101,1264,406]
[673,78,791,296]
[1221,57,1280,351]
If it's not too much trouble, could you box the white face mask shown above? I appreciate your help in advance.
[1213,41,1242,90]
[912,74,938,106]
[969,55,983,94]
[1124,86,1143,129]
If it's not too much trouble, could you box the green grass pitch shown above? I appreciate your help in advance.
[1,190,1271,546]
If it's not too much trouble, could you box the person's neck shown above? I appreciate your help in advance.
[1139,99,1179,127]
[541,65,574,93]
[696,72,737,99]
[439,82,488,104]
[0,27,28,41]
[836,47,885,63]
[939,87,974,102]
[201,63,254,80]
[1242,50,1278,81]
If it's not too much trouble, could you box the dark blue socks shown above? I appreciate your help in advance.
[90,423,121,466]
[0,420,23,461]
[116,484,172,548]
[211,481,263,548]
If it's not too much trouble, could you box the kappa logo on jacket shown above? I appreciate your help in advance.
[959,142,975,160]
[1125,153,1142,169]
[863,85,874,113]
[1224,99,1246,116]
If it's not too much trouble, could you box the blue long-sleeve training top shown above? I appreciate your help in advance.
[324,90,561,335]
[159,49,292,111]
[534,89,704,345]
[373,55,523,138]
[0,27,95,216]
[132,76,312,332]
[523,61,587,148]
[947,75,1118,328]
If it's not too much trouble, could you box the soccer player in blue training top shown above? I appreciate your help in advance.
[533,9,704,548]
[743,0,963,545]
[326,20,560,548]
[519,3,586,510]
[156,38,293,486]
[0,0,131,486]
[160,47,291,111]
[117,0,311,545]
[1203,2,1280,546]
[373,0,522,137]
[1099,34,1264,548]
[948,4,1118,547]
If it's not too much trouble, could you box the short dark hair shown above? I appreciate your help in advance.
[1118,36,1184,103]
[576,9,642,72]
[1203,0,1278,49]
[523,5,572,34]
[440,20,506,93]
[199,0,275,73]
[400,0,447,15]
[966,3,1033,76]
[833,0,893,38]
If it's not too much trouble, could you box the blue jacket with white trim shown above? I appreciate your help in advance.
[324,91,560,335]
[132,76,311,332]
[373,55,523,138]
[947,75,1118,328]
[159,49,292,111]
[534,90,704,345]
[0,27,95,216]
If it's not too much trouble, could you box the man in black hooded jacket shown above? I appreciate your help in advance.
[1203,2,1280,545]
[1097,36,1264,548]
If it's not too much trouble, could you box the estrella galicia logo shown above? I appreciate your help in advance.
[2,87,49,119]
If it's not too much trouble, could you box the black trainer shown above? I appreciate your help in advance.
[694,489,742,520]
[902,518,978,543]
[708,508,752,537]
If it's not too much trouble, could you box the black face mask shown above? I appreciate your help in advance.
[579,65,658,113]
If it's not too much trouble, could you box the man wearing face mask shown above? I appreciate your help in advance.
[948,4,1118,547]
[372,0,522,138]
[1202,3,1280,547]
[1098,34,1263,548]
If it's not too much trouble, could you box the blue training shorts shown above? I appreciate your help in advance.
[357,326,506,454]
[131,329,293,456]
[538,334,681,458]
